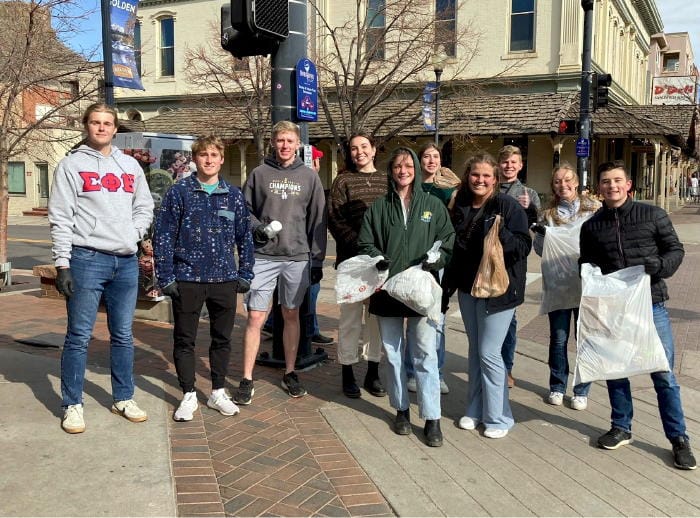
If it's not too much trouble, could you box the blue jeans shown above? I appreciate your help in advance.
[548,308,590,396]
[458,291,515,431]
[61,247,139,406]
[501,312,517,372]
[606,302,688,441]
[378,316,440,420]
[404,313,445,380]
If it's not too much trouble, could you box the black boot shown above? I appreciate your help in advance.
[394,409,411,435]
[363,361,387,397]
[424,419,443,447]
[342,365,361,398]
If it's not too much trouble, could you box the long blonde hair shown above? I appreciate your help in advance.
[542,162,597,225]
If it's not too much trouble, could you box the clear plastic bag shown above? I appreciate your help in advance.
[381,243,443,324]
[335,255,390,304]
[539,218,587,315]
[573,264,670,385]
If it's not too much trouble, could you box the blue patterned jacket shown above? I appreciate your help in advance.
[154,174,255,286]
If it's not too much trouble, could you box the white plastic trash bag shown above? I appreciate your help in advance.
[382,242,443,324]
[573,264,670,385]
[382,265,442,324]
[539,218,587,315]
[335,255,389,304]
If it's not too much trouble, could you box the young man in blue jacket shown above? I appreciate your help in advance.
[154,135,255,421]
[579,160,696,470]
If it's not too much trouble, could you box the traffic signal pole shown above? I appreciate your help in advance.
[271,0,307,144]
[579,0,594,190]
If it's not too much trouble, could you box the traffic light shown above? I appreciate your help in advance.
[232,0,289,40]
[558,119,578,135]
[221,5,280,59]
[594,73,612,110]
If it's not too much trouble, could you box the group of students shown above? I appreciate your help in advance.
[49,102,695,470]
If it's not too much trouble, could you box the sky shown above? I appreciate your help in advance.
[58,1,700,64]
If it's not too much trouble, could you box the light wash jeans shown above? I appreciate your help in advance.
[377,316,441,420]
[458,291,515,431]
[404,313,446,380]
[61,247,139,407]
[606,302,688,441]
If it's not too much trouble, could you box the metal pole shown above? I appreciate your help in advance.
[578,0,594,189]
[100,0,114,105]
[434,69,442,146]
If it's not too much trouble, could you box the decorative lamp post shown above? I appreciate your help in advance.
[431,46,448,145]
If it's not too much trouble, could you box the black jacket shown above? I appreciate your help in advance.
[445,192,531,313]
[579,198,684,304]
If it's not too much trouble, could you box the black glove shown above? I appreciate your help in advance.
[162,281,180,299]
[376,259,391,271]
[644,257,662,276]
[253,224,269,246]
[56,268,74,298]
[310,266,323,284]
[530,224,546,236]
[421,255,441,272]
[236,278,251,294]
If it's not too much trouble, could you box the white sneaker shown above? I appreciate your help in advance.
[547,391,564,406]
[407,377,417,393]
[439,379,450,395]
[458,416,480,430]
[173,391,198,422]
[484,428,509,439]
[571,395,588,410]
[62,404,85,434]
[112,399,148,422]
[207,389,240,417]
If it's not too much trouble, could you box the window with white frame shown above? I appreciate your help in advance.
[8,162,26,194]
[159,17,175,77]
[663,52,680,72]
[435,0,456,57]
[134,22,142,76]
[366,0,385,61]
[510,0,535,52]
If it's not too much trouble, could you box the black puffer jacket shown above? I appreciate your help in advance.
[579,198,684,303]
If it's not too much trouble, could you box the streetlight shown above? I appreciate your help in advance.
[431,46,448,145]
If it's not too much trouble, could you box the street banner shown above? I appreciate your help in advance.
[296,58,318,122]
[110,0,144,90]
[423,82,436,131]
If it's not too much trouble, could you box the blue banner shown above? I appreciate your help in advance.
[296,58,318,122]
[110,0,144,90]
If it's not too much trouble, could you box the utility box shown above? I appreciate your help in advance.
[113,132,196,305]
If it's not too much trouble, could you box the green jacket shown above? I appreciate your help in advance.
[358,153,454,317]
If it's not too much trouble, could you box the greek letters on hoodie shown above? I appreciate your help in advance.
[48,144,154,267]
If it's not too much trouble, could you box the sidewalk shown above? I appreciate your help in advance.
[1,205,700,516]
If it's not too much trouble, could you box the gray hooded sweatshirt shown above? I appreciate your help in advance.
[243,155,326,267]
[48,144,154,267]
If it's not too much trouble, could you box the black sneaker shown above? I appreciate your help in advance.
[672,437,697,470]
[311,333,334,345]
[598,427,632,450]
[282,371,307,398]
[233,378,254,405]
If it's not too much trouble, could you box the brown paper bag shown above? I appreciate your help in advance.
[471,214,509,298]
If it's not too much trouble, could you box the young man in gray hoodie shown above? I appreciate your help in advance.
[48,103,154,434]
[235,121,327,403]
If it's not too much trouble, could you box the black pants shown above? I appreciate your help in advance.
[172,281,237,393]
